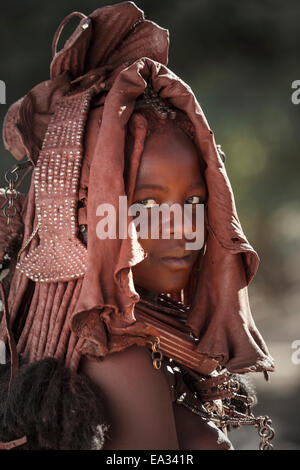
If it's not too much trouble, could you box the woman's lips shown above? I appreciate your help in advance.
[159,254,195,270]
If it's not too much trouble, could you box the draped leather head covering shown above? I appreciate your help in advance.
[0,2,274,375]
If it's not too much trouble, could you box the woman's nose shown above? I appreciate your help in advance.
[158,202,199,240]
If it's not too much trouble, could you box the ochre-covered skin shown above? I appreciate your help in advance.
[130,117,207,294]
[0,1,274,450]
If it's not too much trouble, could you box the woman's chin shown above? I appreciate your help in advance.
[134,272,190,295]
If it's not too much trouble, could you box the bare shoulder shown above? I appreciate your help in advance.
[79,345,179,449]
[79,345,174,406]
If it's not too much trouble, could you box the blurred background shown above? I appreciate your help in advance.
[0,0,299,450]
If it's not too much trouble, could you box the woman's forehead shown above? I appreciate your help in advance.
[136,126,204,184]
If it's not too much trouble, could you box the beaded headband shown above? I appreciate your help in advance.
[135,83,177,120]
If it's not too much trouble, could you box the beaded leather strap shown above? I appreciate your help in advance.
[16,89,94,282]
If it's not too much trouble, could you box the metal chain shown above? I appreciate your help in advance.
[2,160,32,225]
[256,416,275,450]
[3,169,18,225]
[176,375,275,450]
[151,337,163,369]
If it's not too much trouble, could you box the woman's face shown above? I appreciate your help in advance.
[131,123,207,294]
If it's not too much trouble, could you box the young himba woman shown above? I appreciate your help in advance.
[80,103,232,450]
[0,3,274,450]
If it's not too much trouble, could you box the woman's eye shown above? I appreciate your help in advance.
[186,196,204,204]
[136,198,159,208]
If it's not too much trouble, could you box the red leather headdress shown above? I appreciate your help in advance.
[0,2,274,375]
